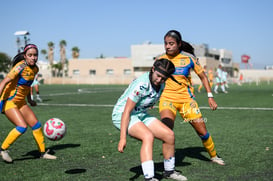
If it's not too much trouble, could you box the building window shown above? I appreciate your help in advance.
[89,69,96,75]
[221,58,231,64]
[106,69,114,75]
[73,69,80,75]
[123,69,131,75]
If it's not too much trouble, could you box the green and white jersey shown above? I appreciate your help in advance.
[112,72,165,120]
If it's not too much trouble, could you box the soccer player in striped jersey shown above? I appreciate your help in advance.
[0,44,56,163]
[112,59,187,181]
[157,30,225,166]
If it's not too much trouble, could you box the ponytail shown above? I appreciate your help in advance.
[181,40,195,57]
[12,52,24,67]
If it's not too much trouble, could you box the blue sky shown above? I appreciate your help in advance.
[1,0,273,69]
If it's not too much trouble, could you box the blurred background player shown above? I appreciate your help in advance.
[112,59,187,181]
[0,44,56,163]
[214,64,228,94]
[156,30,225,166]
[30,73,42,102]
[197,65,214,92]
[222,70,229,89]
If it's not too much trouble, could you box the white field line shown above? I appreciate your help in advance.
[37,103,273,111]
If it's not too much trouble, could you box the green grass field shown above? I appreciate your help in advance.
[0,82,272,181]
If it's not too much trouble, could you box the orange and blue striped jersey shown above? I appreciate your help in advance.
[157,52,203,103]
[0,60,38,102]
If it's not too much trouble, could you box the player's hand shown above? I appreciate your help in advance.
[118,138,126,153]
[29,100,37,106]
[208,97,217,110]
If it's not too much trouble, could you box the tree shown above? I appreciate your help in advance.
[0,52,11,73]
[40,49,47,60]
[59,40,67,64]
[72,46,80,59]
[47,41,54,66]
[59,40,67,77]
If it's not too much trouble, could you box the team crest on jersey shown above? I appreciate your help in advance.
[15,65,24,72]
[190,101,197,108]
[134,90,140,96]
[196,58,200,65]
[180,59,186,66]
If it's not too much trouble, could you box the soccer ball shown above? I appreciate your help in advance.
[43,118,66,141]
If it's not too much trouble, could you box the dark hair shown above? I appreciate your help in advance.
[153,58,175,78]
[164,30,195,56]
[12,44,38,67]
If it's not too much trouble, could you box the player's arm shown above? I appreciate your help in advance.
[27,93,37,106]
[118,98,136,153]
[197,72,217,110]
[0,76,12,97]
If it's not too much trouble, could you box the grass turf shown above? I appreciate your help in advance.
[0,82,272,180]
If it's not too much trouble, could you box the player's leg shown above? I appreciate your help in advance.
[220,82,228,93]
[128,122,155,180]
[20,105,56,159]
[198,84,202,92]
[30,86,34,100]
[1,103,27,163]
[148,119,187,181]
[189,118,225,165]
[214,82,219,94]
[159,100,177,130]
[34,84,42,102]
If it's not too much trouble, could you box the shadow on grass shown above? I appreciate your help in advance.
[65,168,87,174]
[13,143,81,161]
[129,146,209,180]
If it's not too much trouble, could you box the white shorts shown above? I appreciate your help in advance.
[215,77,222,84]
[112,112,157,131]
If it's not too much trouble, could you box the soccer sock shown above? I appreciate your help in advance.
[1,127,26,150]
[200,132,217,158]
[164,157,175,171]
[221,85,226,92]
[31,94,34,100]
[214,85,218,92]
[32,122,45,153]
[141,160,154,179]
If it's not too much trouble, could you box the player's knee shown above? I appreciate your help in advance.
[199,132,210,140]
[143,131,154,143]
[161,117,174,130]
[32,121,42,130]
[165,129,175,144]
[16,126,27,134]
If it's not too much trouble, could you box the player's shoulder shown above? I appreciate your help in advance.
[133,73,150,89]
[13,61,27,71]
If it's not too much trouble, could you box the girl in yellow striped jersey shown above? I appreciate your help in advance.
[0,44,56,163]
[157,30,225,166]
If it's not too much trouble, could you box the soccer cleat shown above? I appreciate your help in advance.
[163,170,187,181]
[1,150,13,163]
[223,90,228,94]
[36,97,43,102]
[145,177,159,181]
[211,155,225,165]
[214,90,218,94]
[41,150,57,160]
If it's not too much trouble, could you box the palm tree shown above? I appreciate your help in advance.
[72,46,80,59]
[47,42,54,66]
[40,49,47,60]
[59,40,67,77]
